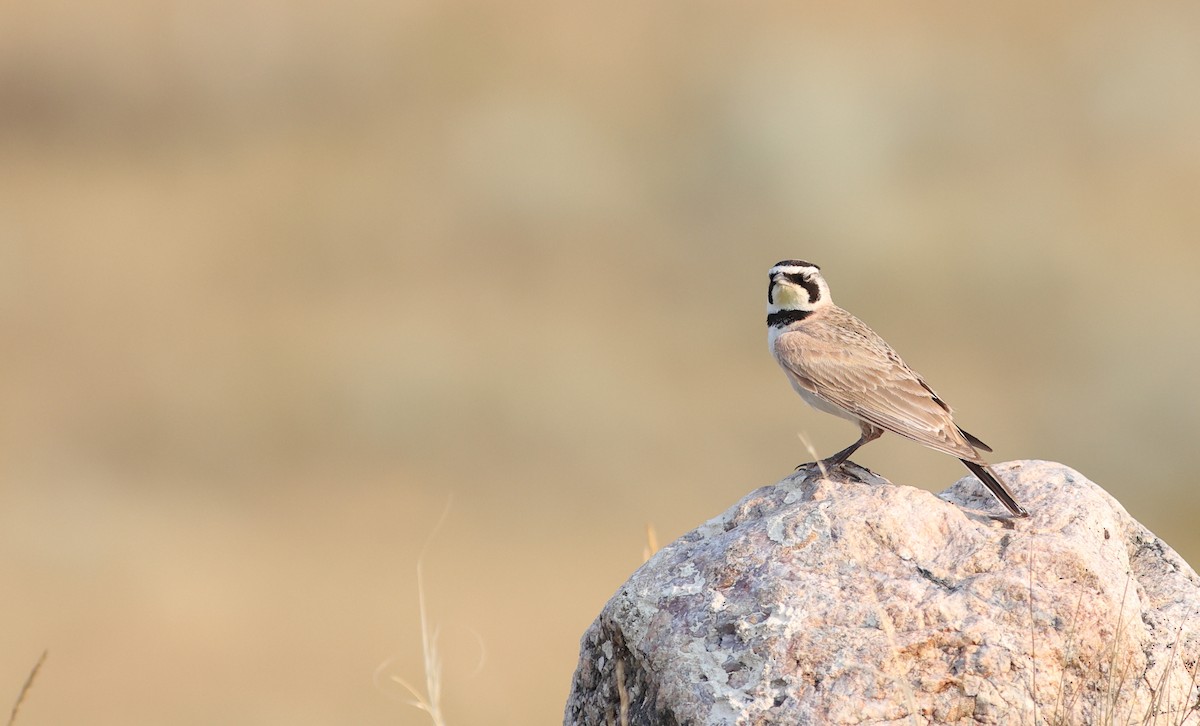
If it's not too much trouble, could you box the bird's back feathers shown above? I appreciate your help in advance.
[771,305,985,461]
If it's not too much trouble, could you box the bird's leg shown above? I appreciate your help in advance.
[819,424,883,469]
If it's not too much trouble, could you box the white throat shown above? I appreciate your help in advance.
[767,273,831,314]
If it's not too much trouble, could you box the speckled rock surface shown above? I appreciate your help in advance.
[564,461,1200,725]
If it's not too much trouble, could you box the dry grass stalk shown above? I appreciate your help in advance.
[379,497,454,726]
[642,523,659,563]
[797,432,827,478]
[7,650,47,726]
[389,560,446,726]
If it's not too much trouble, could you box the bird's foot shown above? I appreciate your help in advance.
[838,460,881,482]
[795,459,842,473]
[794,457,850,480]
[819,454,851,469]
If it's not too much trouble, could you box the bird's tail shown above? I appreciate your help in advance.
[959,460,1029,518]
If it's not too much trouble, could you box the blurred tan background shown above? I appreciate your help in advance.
[2,2,1199,724]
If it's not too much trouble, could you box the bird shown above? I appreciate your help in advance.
[766,259,1029,518]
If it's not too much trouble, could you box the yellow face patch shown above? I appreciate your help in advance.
[772,281,807,308]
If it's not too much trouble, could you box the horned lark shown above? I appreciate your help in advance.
[767,260,1029,517]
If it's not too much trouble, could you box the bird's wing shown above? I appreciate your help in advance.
[774,324,979,459]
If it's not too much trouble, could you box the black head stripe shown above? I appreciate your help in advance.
[782,272,821,303]
[773,259,820,270]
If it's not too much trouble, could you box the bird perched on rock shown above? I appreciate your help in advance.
[767,259,1028,518]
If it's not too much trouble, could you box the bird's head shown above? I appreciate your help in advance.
[767,260,830,314]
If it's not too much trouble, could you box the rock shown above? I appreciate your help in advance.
[564,461,1200,725]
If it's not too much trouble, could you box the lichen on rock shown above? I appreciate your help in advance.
[564,461,1200,725]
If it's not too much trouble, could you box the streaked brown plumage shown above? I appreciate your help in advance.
[767,260,1028,517]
